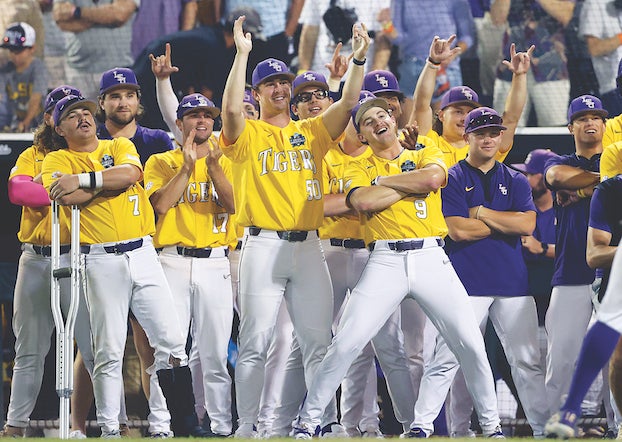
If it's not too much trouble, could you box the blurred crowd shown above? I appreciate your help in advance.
[0,0,617,133]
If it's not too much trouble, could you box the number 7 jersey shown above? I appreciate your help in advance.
[41,137,155,244]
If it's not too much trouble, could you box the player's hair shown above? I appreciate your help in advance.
[50,130,69,151]
[32,120,56,154]
[96,90,145,122]
[433,114,444,135]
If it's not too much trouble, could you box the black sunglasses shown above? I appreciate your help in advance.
[295,89,329,103]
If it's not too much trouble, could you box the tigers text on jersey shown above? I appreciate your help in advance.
[344,145,448,245]
[319,145,372,240]
[10,145,70,244]
[144,145,237,249]
[41,137,155,244]
[220,116,334,231]
[442,160,535,297]
[424,129,511,168]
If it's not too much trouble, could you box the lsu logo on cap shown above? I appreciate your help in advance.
[113,70,127,84]
[582,96,595,109]
[461,87,474,101]
[303,72,317,81]
[268,60,283,72]
[374,74,389,88]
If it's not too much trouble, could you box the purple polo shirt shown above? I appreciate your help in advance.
[523,206,556,263]
[589,176,622,283]
[97,124,174,164]
[442,160,535,297]
[544,153,600,286]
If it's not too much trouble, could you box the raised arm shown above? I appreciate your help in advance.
[321,23,371,139]
[221,16,252,144]
[150,43,182,143]
[410,35,461,129]
[498,43,534,153]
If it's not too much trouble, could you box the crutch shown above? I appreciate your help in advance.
[51,202,81,439]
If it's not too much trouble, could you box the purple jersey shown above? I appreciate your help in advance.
[442,160,535,297]
[97,124,174,164]
[544,153,599,286]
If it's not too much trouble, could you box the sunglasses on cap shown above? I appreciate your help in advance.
[295,89,329,103]
[465,113,505,133]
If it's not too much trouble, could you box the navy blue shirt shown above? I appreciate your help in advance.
[442,160,535,297]
[97,124,174,164]
[588,175,622,296]
[544,153,599,286]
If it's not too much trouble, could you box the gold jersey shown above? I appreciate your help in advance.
[220,116,334,231]
[603,114,622,149]
[144,144,237,249]
[9,145,70,244]
[344,145,449,245]
[42,137,155,244]
[424,129,511,168]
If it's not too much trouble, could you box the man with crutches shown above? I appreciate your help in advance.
[42,94,207,438]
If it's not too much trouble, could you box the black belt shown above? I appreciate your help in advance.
[81,238,144,255]
[176,246,229,258]
[369,238,444,251]
[235,241,243,251]
[32,245,71,257]
[249,227,309,242]
[330,238,366,249]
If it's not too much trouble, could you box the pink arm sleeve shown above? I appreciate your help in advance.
[8,175,52,208]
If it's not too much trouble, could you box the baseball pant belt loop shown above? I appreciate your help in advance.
[80,238,145,255]
[175,246,229,258]
[368,237,444,252]
[235,240,243,251]
[25,243,71,257]
[247,226,317,242]
[329,238,367,249]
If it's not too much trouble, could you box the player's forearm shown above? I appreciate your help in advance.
[546,166,600,190]
[208,168,235,213]
[348,186,405,213]
[586,244,617,269]
[149,169,193,215]
[375,166,445,195]
[411,60,438,132]
[156,78,182,143]
[221,52,248,142]
[55,188,98,206]
[446,217,493,241]
[297,25,319,71]
[477,207,536,236]
[100,164,142,190]
[499,71,528,152]
[324,193,355,217]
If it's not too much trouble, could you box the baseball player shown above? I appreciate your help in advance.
[543,95,606,414]
[601,58,622,150]
[412,107,548,437]
[545,173,622,438]
[41,94,205,438]
[411,35,533,167]
[144,93,236,437]
[292,94,503,439]
[219,16,370,437]
[2,85,91,438]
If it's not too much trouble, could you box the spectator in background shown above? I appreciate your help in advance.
[564,0,599,99]
[39,0,69,90]
[492,0,570,127]
[0,0,44,68]
[0,22,47,133]
[53,0,139,100]
[579,0,622,117]
[391,0,474,112]
[297,0,390,74]
[224,0,304,65]
[131,0,198,60]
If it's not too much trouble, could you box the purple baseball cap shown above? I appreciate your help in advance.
[99,67,140,95]
[363,70,404,100]
[440,86,481,110]
[464,107,507,134]
[292,71,328,97]
[567,95,608,124]
[251,58,295,88]
[176,93,221,120]
[351,90,390,133]
[53,95,98,127]
[243,89,257,108]
[45,85,82,113]
[1,22,35,48]
[511,149,560,175]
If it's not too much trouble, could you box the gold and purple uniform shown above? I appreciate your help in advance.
[600,141,622,181]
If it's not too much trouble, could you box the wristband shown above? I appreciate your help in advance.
[371,176,381,186]
[540,242,549,256]
[94,171,103,190]
[73,6,82,19]
[475,205,483,220]
[618,33,622,45]
[352,57,366,66]
[77,173,90,189]
[89,171,96,189]
[427,57,441,66]
[576,188,587,198]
